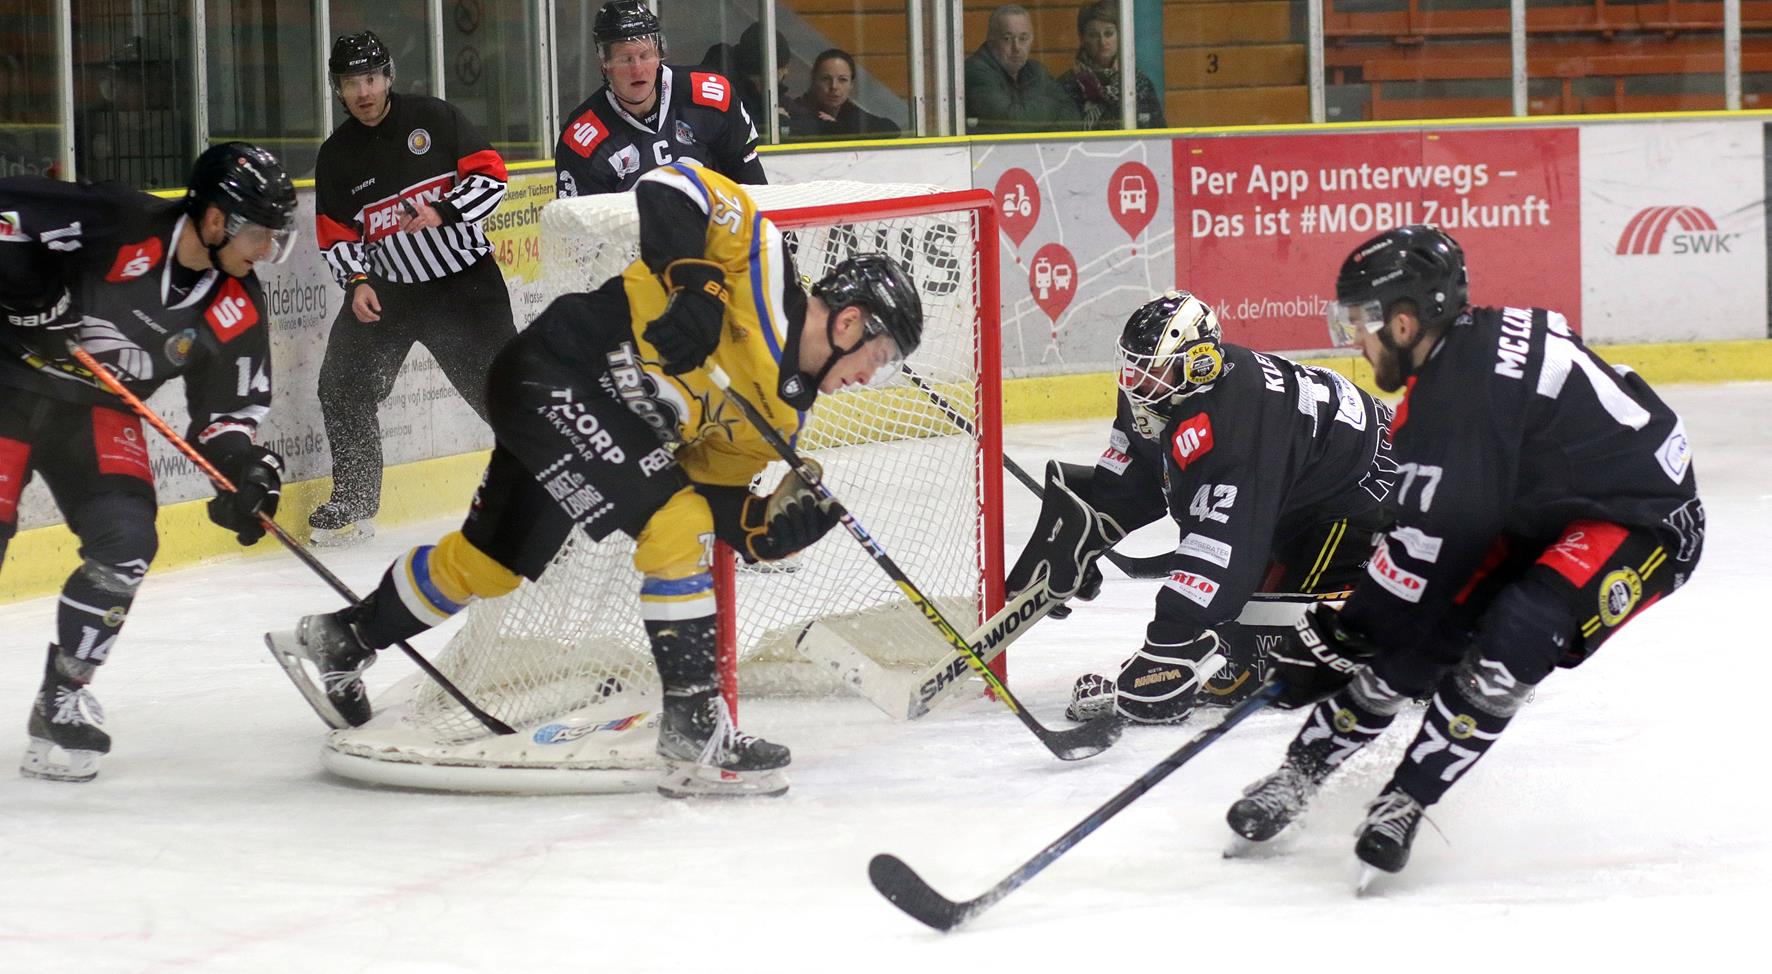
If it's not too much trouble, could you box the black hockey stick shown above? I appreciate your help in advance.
[870,680,1284,931]
[709,366,1120,761]
[898,365,1171,580]
[69,346,515,737]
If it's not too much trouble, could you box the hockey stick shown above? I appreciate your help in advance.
[709,366,1120,761]
[797,569,1061,720]
[898,365,1171,580]
[870,679,1284,931]
[67,346,515,737]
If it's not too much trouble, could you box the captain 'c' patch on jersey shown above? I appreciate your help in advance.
[1171,413,1214,469]
[105,237,164,282]
[690,72,731,111]
[565,111,609,158]
[205,277,260,342]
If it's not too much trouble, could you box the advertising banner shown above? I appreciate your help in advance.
[1579,120,1766,343]
[1175,128,1582,351]
[970,139,1178,375]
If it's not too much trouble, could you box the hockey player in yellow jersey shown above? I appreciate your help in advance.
[268,162,924,797]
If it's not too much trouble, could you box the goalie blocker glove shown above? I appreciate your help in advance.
[1005,461,1125,619]
[1269,603,1381,709]
[206,446,284,545]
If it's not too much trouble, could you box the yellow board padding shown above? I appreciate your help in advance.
[2,338,1766,605]
[0,449,491,604]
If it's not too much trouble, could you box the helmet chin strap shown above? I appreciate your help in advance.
[199,218,243,279]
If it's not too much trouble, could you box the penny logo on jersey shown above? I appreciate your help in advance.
[361,176,453,241]
[1615,206,1741,256]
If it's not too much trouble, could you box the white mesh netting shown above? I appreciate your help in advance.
[323,181,999,788]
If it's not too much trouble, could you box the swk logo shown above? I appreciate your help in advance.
[105,237,164,281]
[1616,206,1741,255]
[205,277,259,341]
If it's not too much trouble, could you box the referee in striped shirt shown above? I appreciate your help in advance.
[310,31,517,546]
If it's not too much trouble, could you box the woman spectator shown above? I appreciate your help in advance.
[1058,1,1164,130]
[790,49,900,141]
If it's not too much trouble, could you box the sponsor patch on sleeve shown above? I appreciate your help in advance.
[1388,526,1443,563]
[1655,419,1691,484]
[690,72,732,111]
[1170,413,1214,469]
[1164,569,1220,608]
[1097,446,1132,475]
[204,276,260,342]
[1366,540,1426,603]
[563,110,608,158]
[105,237,164,282]
[1177,533,1232,568]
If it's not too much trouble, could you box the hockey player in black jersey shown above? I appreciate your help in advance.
[554,0,766,198]
[0,142,296,781]
[268,163,920,797]
[309,30,517,546]
[1226,225,1704,887]
[1006,290,1396,726]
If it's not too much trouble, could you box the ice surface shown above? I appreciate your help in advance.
[1,384,1767,972]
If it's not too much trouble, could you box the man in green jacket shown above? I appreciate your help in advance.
[965,4,1080,134]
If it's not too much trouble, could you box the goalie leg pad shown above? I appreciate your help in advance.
[1113,630,1227,725]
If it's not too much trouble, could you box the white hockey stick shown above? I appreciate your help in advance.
[797,575,1062,721]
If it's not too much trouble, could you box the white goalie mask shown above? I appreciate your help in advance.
[1115,289,1224,440]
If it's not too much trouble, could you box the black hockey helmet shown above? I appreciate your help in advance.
[1117,289,1222,425]
[1328,225,1467,346]
[813,253,925,364]
[594,0,664,57]
[328,30,394,89]
[185,142,299,264]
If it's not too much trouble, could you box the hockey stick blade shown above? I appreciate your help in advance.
[869,854,977,932]
[870,681,1283,931]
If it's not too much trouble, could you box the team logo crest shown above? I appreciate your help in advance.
[407,128,433,155]
[674,120,697,146]
[163,329,196,366]
[1598,567,1642,626]
[1447,713,1479,740]
[1184,343,1223,386]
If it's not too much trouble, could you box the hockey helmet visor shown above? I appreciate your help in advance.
[1325,296,1387,347]
[225,215,299,265]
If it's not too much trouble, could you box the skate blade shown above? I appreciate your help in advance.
[1354,863,1381,897]
[309,520,376,548]
[1222,835,1285,860]
[20,739,100,783]
[264,632,353,730]
[656,762,789,799]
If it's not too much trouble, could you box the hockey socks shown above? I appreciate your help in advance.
[1386,657,1531,808]
[646,613,791,797]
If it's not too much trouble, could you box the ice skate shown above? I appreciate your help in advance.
[1225,753,1331,845]
[1353,787,1426,894]
[266,613,377,728]
[308,500,376,548]
[655,687,790,798]
[20,650,109,783]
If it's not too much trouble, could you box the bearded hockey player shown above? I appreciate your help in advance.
[1227,226,1704,888]
[1004,290,1396,726]
[269,162,922,798]
[0,142,296,781]
[554,0,766,198]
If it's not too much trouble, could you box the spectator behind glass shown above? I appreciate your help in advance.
[735,23,793,139]
[1059,1,1165,130]
[964,4,1079,134]
[789,49,900,141]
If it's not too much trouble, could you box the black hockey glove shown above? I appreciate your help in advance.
[2,285,80,332]
[1269,603,1382,710]
[742,460,842,562]
[207,446,284,545]
[1005,461,1124,619]
[643,259,729,375]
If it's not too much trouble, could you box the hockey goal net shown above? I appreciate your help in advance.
[323,181,1003,792]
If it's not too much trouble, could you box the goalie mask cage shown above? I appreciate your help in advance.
[322,181,1003,793]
